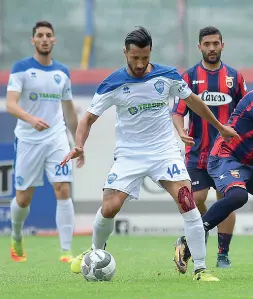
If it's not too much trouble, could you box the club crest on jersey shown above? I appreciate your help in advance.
[107,173,117,184]
[154,80,164,94]
[54,74,62,84]
[225,76,234,88]
[230,170,240,178]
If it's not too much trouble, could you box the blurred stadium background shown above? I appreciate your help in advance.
[0,0,253,237]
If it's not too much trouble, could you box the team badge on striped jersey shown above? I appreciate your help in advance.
[225,76,234,88]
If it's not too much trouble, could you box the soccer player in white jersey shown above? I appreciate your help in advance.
[6,21,81,263]
[61,27,238,281]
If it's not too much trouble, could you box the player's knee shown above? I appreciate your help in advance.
[16,190,33,207]
[178,186,196,212]
[53,182,71,199]
[102,190,124,218]
[101,205,120,218]
[226,186,248,208]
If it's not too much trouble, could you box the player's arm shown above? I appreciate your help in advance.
[62,100,78,141]
[170,76,239,142]
[172,97,194,146]
[6,64,49,131]
[184,92,239,141]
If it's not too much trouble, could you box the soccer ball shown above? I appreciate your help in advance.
[81,249,116,282]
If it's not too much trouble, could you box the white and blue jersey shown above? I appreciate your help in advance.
[88,64,192,158]
[7,57,73,143]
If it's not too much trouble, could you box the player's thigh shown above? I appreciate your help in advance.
[104,156,146,201]
[208,157,251,195]
[14,138,45,191]
[45,133,73,184]
[149,152,190,184]
[149,154,194,212]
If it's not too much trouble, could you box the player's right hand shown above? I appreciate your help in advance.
[179,128,195,146]
[60,147,84,167]
[30,117,50,131]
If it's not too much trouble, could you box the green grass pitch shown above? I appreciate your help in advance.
[0,236,252,299]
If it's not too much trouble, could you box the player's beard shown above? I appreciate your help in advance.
[202,51,221,65]
[127,60,149,77]
[36,45,53,56]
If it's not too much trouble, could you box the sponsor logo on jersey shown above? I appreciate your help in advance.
[192,80,205,84]
[29,92,38,101]
[199,91,232,106]
[154,80,165,94]
[29,92,61,102]
[128,102,167,115]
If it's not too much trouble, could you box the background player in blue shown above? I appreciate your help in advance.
[6,21,81,263]
[61,27,238,281]
[171,91,253,266]
[173,26,247,270]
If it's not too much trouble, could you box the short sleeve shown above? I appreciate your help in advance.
[87,90,114,116]
[7,62,25,93]
[169,78,192,99]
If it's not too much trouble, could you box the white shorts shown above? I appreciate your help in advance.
[14,132,73,190]
[104,151,190,200]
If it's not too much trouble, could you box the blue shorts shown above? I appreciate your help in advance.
[187,168,216,192]
[207,156,253,195]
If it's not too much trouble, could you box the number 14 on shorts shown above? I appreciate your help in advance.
[167,164,181,178]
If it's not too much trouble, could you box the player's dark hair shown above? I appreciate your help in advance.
[125,26,152,51]
[199,26,222,43]
[32,21,54,37]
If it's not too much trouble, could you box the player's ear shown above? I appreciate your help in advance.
[123,47,127,58]
[198,44,201,51]
[221,42,224,51]
[31,37,35,46]
[52,37,56,44]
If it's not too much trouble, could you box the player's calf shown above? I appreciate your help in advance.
[202,187,248,232]
[174,186,206,274]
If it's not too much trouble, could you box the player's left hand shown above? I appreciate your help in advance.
[219,125,240,142]
[60,147,84,167]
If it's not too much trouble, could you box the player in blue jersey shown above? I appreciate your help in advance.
[173,26,247,270]
[61,27,238,281]
[6,21,81,263]
[171,91,253,267]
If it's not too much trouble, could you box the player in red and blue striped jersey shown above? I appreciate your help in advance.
[173,26,247,271]
[173,91,253,268]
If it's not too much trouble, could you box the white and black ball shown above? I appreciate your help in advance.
[81,249,116,282]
